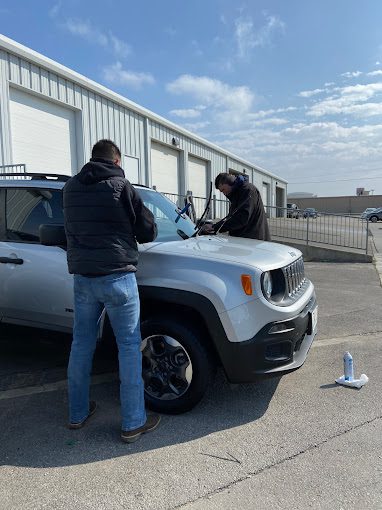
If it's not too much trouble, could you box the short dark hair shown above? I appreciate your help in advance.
[215,173,235,188]
[91,139,121,161]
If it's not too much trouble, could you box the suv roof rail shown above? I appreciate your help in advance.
[0,172,71,182]
[130,183,151,189]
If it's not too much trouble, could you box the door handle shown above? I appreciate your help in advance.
[0,257,24,265]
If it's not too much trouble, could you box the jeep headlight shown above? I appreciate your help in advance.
[262,271,273,299]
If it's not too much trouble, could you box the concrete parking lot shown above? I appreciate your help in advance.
[1,261,382,510]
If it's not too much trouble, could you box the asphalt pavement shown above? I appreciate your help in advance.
[1,262,382,510]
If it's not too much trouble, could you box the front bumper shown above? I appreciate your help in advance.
[219,294,318,383]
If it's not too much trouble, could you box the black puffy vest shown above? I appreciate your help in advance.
[63,159,139,275]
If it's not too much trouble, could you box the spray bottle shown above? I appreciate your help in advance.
[343,351,354,381]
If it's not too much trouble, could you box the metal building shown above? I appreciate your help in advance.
[0,34,287,214]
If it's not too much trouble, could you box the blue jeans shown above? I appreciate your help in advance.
[68,272,146,431]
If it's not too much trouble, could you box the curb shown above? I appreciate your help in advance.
[373,254,382,287]
[274,239,372,263]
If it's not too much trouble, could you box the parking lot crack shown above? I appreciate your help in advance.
[174,414,382,509]
[199,451,241,464]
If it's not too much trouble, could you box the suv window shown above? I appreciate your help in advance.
[138,188,196,241]
[5,188,64,242]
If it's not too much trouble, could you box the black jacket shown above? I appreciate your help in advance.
[213,178,271,241]
[63,158,157,275]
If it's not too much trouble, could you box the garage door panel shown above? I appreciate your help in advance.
[188,155,207,198]
[188,155,207,219]
[9,88,77,175]
[262,183,269,207]
[151,142,179,195]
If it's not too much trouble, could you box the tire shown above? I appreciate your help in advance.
[370,216,378,223]
[140,316,216,414]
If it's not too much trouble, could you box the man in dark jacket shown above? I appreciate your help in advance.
[204,173,271,241]
[63,139,160,443]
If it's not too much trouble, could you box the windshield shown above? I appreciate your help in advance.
[137,188,196,242]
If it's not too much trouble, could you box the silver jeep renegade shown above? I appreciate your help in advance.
[0,173,318,413]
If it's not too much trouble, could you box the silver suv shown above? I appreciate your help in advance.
[0,173,318,413]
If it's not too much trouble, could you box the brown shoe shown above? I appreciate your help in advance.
[68,401,97,430]
[121,413,161,443]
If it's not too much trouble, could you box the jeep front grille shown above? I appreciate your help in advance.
[282,257,306,297]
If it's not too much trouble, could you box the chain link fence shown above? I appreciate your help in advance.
[266,205,371,254]
[160,192,371,254]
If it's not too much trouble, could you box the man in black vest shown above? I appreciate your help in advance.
[204,173,271,241]
[63,139,160,443]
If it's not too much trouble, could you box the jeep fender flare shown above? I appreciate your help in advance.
[98,285,229,359]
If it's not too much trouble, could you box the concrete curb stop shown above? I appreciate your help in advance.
[274,239,373,263]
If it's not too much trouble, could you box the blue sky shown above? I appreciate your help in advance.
[1,0,382,196]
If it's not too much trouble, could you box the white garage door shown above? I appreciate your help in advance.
[188,155,207,198]
[9,88,78,175]
[188,155,207,219]
[151,142,179,195]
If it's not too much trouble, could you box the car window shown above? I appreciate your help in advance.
[137,188,196,242]
[5,188,64,242]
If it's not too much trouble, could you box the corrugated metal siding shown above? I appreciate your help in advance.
[1,49,147,178]
[0,50,11,166]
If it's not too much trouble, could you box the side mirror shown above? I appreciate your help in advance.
[39,224,67,246]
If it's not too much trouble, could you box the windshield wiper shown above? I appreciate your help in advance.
[192,182,213,237]
[177,229,189,240]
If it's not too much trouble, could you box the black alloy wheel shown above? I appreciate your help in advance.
[140,317,216,414]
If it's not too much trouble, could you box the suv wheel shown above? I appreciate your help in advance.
[140,316,216,414]
[370,215,379,223]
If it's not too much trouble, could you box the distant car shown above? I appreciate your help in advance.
[303,208,318,219]
[360,208,376,219]
[365,207,382,222]
[287,203,301,219]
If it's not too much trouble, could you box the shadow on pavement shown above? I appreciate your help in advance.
[0,324,117,390]
[0,369,281,469]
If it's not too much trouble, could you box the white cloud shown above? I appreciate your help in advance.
[235,13,285,58]
[298,88,326,98]
[182,121,211,132]
[170,108,202,119]
[307,83,382,117]
[49,1,61,18]
[367,70,382,76]
[102,62,155,89]
[61,19,131,58]
[252,117,289,126]
[341,70,363,78]
[166,74,254,125]
[248,106,297,120]
[108,34,131,59]
[213,120,382,193]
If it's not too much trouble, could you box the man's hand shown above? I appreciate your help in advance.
[200,223,215,234]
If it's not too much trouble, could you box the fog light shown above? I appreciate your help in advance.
[268,322,295,334]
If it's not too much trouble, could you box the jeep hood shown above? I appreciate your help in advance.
[147,235,301,271]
